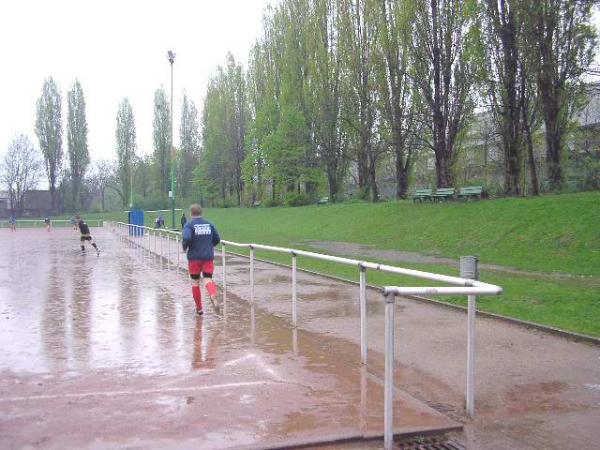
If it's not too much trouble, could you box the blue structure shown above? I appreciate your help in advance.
[128,209,144,236]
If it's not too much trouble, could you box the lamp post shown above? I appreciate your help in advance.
[167,50,176,229]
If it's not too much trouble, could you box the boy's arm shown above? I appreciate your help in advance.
[182,224,192,250]
[212,225,221,246]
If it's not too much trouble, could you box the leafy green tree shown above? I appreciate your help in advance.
[306,0,348,202]
[115,98,136,207]
[67,79,89,210]
[179,93,200,198]
[339,0,380,200]
[35,77,63,212]
[153,87,172,194]
[374,0,415,198]
[523,0,597,190]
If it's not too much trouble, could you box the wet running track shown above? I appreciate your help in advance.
[0,227,457,449]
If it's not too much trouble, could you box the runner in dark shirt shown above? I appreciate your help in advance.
[182,204,221,315]
[76,215,100,255]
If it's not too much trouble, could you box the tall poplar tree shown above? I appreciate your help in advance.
[67,79,89,210]
[179,93,200,198]
[153,88,172,194]
[115,98,136,208]
[35,77,63,213]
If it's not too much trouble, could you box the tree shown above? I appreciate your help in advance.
[410,0,477,188]
[153,88,172,194]
[67,79,90,210]
[115,98,136,208]
[307,0,349,202]
[524,0,597,190]
[1,135,43,215]
[374,0,415,198]
[35,77,63,212]
[179,93,200,198]
[88,159,113,212]
[339,0,380,201]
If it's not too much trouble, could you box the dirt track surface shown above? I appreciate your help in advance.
[1,226,599,449]
[305,240,600,286]
[0,228,457,449]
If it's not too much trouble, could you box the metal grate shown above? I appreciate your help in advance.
[397,436,465,450]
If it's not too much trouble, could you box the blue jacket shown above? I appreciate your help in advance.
[182,217,220,261]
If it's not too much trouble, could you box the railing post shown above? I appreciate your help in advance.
[221,244,226,290]
[467,294,476,417]
[384,291,396,450]
[460,255,479,418]
[292,252,297,327]
[359,264,367,365]
[160,231,163,265]
[250,246,255,303]
[167,233,171,270]
[176,234,180,269]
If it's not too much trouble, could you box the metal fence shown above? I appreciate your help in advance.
[106,221,502,450]
[0,219,103,228]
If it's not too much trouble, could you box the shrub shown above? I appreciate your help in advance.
[286,192,311,207]
[262,198,283,208]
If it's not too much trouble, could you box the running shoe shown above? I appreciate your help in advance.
[196,309,204,316]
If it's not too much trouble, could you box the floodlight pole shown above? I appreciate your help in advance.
[168,50,176,229]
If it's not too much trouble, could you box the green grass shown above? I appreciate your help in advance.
[16,192,600,336]
[197,192,599,336]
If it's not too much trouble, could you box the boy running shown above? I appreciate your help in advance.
[182,204,221,316]
[44,217,51,232]
[76,215,100,255]
[9,214,16,231]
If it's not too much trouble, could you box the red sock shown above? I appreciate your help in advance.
[206,281,217,297]
[192,286,202,310]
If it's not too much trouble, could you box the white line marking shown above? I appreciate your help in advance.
[0,381,277,403]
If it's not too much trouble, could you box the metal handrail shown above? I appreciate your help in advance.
[106,220,502,449]
[0,219,103,228]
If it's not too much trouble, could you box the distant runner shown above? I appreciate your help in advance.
[76,215,100,255]
[70,216,78,230]
[9,214,16,231]
[180,212,187,229]
[44,217,51,232]
[182,204,221,316]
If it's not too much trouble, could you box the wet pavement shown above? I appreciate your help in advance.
[0,227,458,449]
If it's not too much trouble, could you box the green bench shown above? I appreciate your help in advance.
[431,187,455,202]
[409,188,433,203]
[458,186,483,200]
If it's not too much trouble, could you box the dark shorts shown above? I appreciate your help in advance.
[80,235,92,242]
[188,260,214,278]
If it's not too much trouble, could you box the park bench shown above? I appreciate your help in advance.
[431,187,455,202]
[252,201,262,207]
[317,196,329,205]
[409,188,433,203]
[458,185,483,200]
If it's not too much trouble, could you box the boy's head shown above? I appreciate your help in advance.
[190,204,202,217]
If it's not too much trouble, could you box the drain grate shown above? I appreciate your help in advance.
[397,436,465,450]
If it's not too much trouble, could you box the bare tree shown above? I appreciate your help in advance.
[1,135,43,214]
[410,0,477,188]
[87,159,113,212]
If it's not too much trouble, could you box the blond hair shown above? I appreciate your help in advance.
[190,204,202,217]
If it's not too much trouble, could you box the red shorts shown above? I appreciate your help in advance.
[188,260,214,277]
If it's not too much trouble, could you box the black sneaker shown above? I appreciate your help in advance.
[196,309,204,316]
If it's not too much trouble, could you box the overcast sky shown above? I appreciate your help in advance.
[0,0,271,164]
